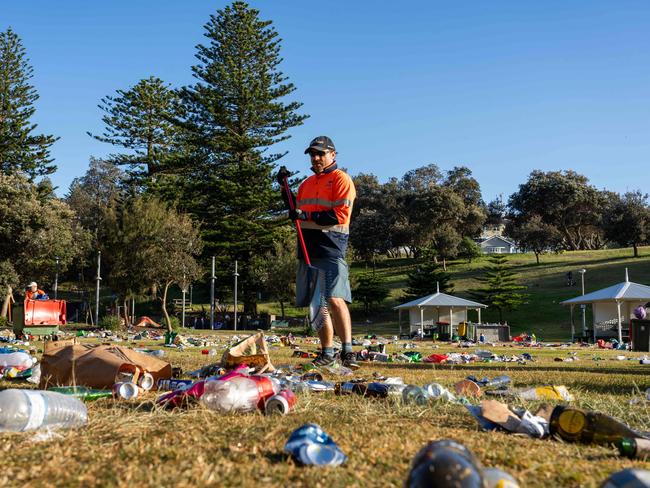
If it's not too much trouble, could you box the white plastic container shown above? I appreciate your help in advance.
[202,376,278,413]
[0,352,34,370]
[0,389,87,432]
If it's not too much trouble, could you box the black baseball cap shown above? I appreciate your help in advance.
[304,136,336,154]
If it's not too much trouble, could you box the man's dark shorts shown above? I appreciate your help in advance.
[296,257,352,306]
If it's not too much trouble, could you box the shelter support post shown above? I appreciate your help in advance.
[420,307,424,335]
[616,301,623,343]
[398,309,402,337]
[570,305,574,342]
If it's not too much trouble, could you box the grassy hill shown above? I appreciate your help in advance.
[260,246,650,341]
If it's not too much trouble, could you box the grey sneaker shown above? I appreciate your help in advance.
[312,353,337,368]
[342,352,361,370]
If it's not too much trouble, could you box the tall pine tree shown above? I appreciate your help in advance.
[471,254,527,323]
[0,28,57,179]
[179,2,308,312]
[88,76,184,190]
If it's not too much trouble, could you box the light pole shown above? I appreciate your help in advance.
[233,260,239,331]
[181,273,187,329]
[94,251,101,327]
[210,256,216,330]
[54,256,60,300]
[578,269,587,340]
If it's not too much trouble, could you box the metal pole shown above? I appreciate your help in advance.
[182,273,186,329]
[94,251,101,326]
[131,298,135,324]
[233,260,239,331]
[210,256,215,329]
[579,269,587,340]
[54,256,59,300]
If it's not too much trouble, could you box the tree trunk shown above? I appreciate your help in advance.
[279,300,285,319]
[633,243,639,257]
[442,258,447,272]
[123,298,130,327]
[535,252,540,265]
[162,281,172,333]
[1,286,14,319]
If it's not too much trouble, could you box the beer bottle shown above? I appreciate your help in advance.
[550,406,639,445]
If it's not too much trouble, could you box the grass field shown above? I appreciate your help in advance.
[254,246,650,341]
[2,330,650,487]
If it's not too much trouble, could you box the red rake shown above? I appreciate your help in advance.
[281,175,328,331]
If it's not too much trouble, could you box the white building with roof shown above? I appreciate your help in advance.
[561,269,650,342]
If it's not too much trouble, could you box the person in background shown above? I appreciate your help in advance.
[25,282,48,300]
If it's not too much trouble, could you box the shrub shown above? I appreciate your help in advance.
[0,316,9,328]
[168,315,180,331]
[99,315,122,331]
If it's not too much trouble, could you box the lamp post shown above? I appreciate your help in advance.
[233,260,239,331]
[54,256,60,300]
[210,256,216,330]
[181,273,187,329]
[578,269,586,340]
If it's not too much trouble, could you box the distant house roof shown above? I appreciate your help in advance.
[479,235,516,247]
[561,280,650,305]
[394,291,487,310]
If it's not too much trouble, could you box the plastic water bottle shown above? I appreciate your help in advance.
[0,351,34,370]
[202,375,278,413]
[402,385,429,405]
[0,389,87,432]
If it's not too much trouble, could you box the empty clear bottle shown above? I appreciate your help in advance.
[0,389,87,432]
[402,385,429,405]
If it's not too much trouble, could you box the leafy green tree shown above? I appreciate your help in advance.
[89,76,183,188]
[443,166,486,238]
[103,196,202,328]
[354,272,390,315]
[402,249,454,302]
[603,191,650,257]
[0,173,87,317]
[508,214,563,264]
[485,195,507,228]
[471,254,527,323]
[507,170,608,250]
[178,2,307,312]
[458,236,482,263]
[253,231,296,318]
[431,224,462,270]
[0,28,57,179]
[66,158,126,248]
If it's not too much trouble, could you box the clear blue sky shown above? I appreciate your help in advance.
[3,1,650,201]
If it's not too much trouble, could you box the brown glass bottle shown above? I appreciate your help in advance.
[550,406,639,445]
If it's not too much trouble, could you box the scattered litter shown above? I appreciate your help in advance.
[284,424,347,466]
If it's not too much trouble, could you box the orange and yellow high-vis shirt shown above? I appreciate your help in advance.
[296,163,356,259]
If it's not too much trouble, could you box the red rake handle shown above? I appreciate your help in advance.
[282,176,312,266]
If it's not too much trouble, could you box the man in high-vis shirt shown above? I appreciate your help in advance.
[279,136,358,369]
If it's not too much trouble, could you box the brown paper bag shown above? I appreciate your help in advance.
[221,332,275,373]
[40,341,172,389]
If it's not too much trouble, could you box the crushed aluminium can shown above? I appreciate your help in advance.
[284,423,347,466]
[157,379,194,391]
